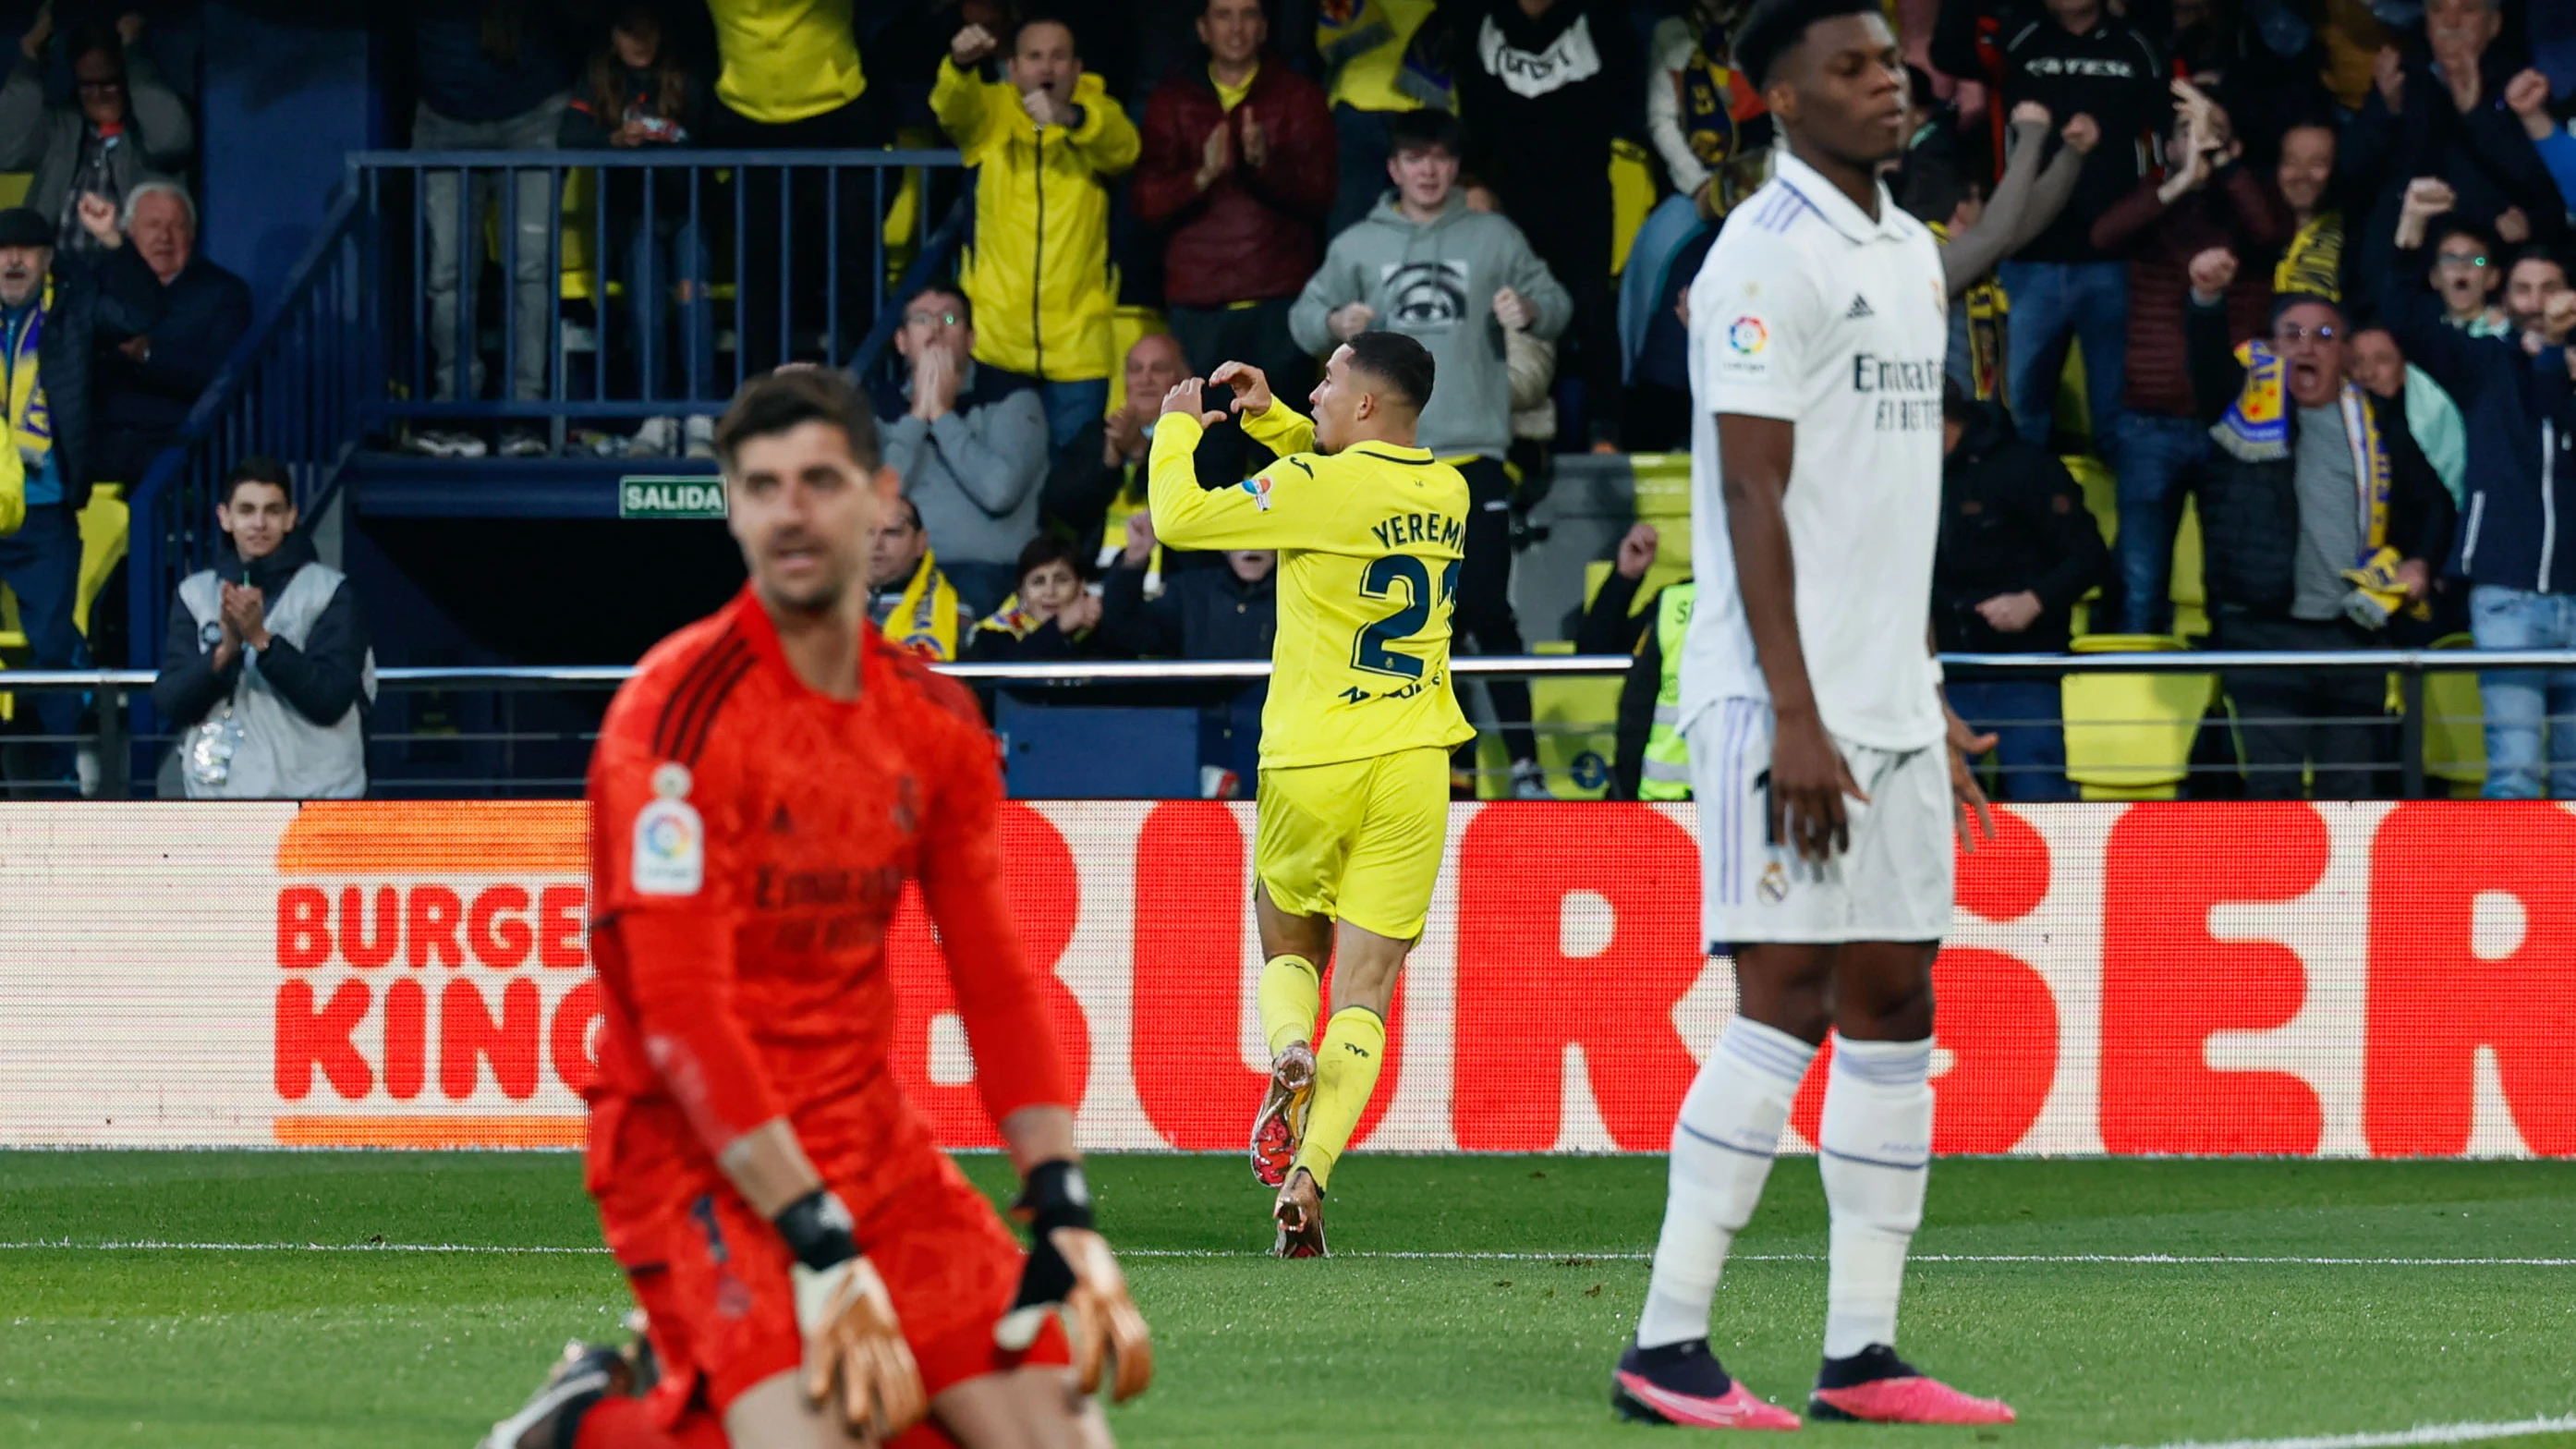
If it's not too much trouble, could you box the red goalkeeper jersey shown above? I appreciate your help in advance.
[585,587,1069,1196]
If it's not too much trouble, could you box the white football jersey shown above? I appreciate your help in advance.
[1680,150,1950,751]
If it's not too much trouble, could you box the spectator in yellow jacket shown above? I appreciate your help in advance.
[935,18,1141,451]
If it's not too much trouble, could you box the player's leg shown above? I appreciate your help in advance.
[930,1366,1114,1449]
[1250,882,1333,1187]
[1807,745,2011,1426]
[1274,747,1451,1256]
[1612,941,1826,1431]
[1615,700,1823,1429]
[865,1156,1102,1448]
[1270,914,1407,1255]
[1249,763,1359,1187]
[723,1372,871,1447]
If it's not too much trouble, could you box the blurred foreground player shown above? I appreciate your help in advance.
[486,369,1150,1449]
[1147,336,1472,1257]
[1610,0,2011,1430]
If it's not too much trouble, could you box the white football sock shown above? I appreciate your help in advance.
[1817,1034,1933,1360]
[1635,1017,1817,1349]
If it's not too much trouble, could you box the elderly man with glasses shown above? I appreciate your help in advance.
[0,9,194,260]
[2186,243,2454,800]
[869,285,1051,616]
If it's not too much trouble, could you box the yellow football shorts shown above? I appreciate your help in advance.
[1254,746,1452,942]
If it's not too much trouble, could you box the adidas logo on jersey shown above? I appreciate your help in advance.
[1846,294,1875,320]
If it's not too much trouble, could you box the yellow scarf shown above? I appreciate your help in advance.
[1932,222,2011,402]
[2273,213,2344,304]
[2211,340,2424,621]
[4,286,53,475]
[889,549,963,662]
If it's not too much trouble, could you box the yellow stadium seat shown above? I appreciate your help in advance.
[2060,455,2207,639]
[2169,493,2207,639]
[2063,452,2117,545]
[1609,140,1656,277]
[1582,558,1688,627]
[1630,451,1691,521]
[1528,640,1622,798]
[2420,631,2485,796]
[0,484,129,721]
[1626,453,1692,573]
[73,483,126,639]
[0,173,28,210]
[2061,633,2214,800]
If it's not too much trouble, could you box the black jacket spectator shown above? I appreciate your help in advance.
[1453,0,1635,443]
[4,225,164,510]
[93,202,252,484]
[2185,300,2454,617]
[2159,3,2325,152]
[1934,399,2110,653]
[2343,44,2563,245]
[2383,243,2576,594]
[1574,566,1671,802]
[2339,43,2566,314]
[1099,554,1277,661]
[1931,0,2169,265]
[413,0,576,123]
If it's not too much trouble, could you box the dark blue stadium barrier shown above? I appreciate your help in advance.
[127,150,970,675]
[348,148,965,432]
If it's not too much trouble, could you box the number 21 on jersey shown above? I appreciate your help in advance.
[1352,554,1461,680]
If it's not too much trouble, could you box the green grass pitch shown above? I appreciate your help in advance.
[3,1151,2572,1447]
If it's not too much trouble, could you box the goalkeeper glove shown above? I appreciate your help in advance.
[775,1188,928,1440]
[996,1160,1156,1402]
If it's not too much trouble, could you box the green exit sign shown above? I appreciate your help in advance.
[620,476,727,519]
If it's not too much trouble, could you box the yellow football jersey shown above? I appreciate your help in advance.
[1148,404,1476,770]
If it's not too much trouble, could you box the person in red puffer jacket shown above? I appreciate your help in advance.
[1135,0,1337,401]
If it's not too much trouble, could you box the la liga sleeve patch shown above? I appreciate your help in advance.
[630,797,706,896]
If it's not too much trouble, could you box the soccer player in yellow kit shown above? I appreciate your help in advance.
[1148,332,1472,1257]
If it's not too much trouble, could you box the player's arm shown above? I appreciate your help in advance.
[909,685,1154,1401]
[1929,622,1998,848]
[1215,359,1319,457]
[592,734,927,1437]
[1146,373,1336,550]
[1700,242,1860,862]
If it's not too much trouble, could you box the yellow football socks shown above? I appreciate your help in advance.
[1258,954,1322,1058]
[1293,1005,1388,1192]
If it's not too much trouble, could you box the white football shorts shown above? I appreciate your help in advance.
[1686,697,1956,948]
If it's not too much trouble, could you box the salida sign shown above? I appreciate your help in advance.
[619,476,726,519]
[0,799,2569,1155]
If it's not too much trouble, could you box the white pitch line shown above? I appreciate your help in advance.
[4,1242,2570,1266]
[2104,1414,2576,1449]
[1122,1251,2576,1266]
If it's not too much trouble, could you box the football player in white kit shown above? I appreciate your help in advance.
[1608,0,2013,1430]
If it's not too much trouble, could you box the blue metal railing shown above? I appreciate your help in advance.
[347,148,966,431]
[125,150,970,669]
[4,650,2556,800]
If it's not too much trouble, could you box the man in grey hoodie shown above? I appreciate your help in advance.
[1290,107,1572,798]
[872,286,1051,617]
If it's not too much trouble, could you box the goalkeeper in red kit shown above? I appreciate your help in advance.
[479,369,1151,1449]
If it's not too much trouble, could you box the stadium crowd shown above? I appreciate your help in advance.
[1,1,2571,801]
